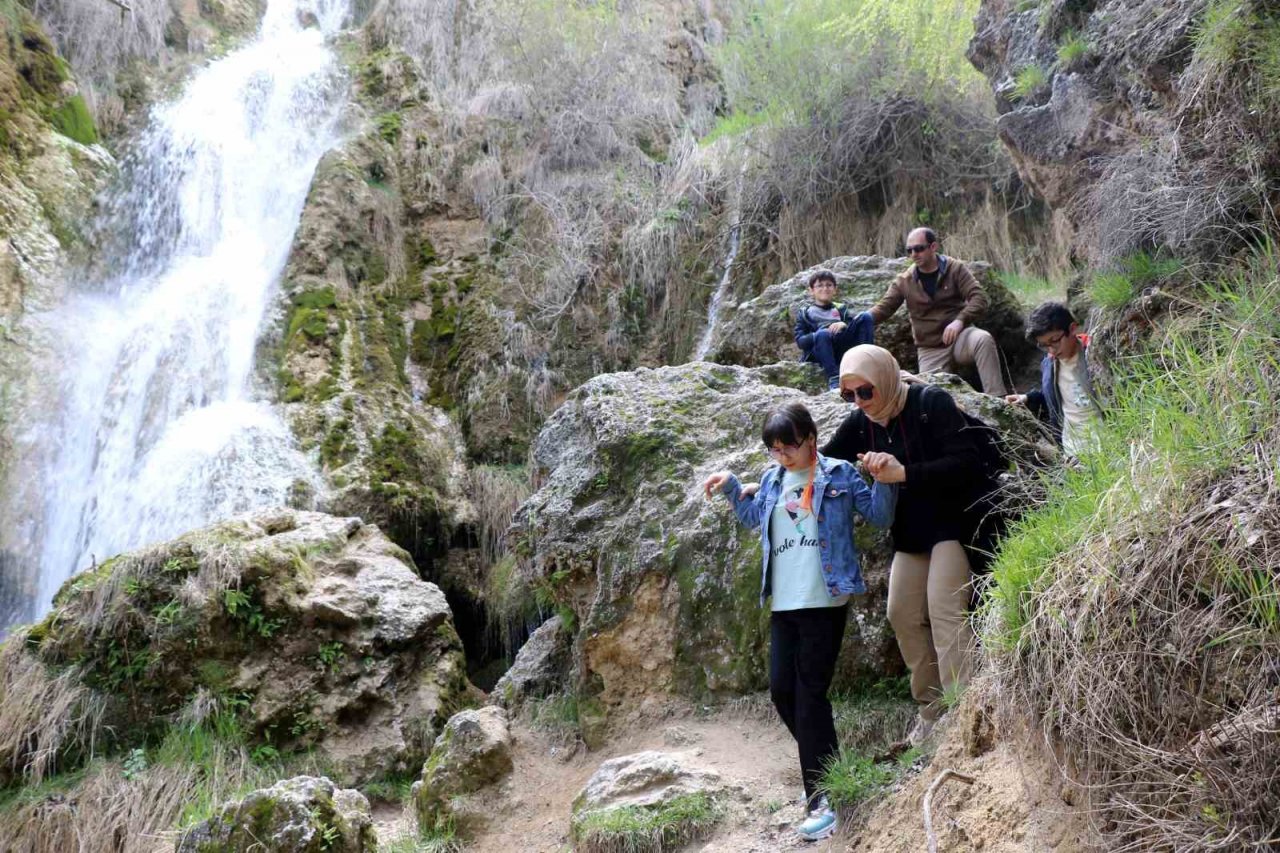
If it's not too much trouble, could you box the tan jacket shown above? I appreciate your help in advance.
[867,257,987,348]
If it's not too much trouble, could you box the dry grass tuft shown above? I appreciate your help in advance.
[0,644,103,786]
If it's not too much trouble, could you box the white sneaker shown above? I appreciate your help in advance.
[797,796,837,841]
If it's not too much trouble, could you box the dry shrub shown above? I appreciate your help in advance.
[467,465,530,566]
[30,0,171,126]
[990,461,1280,849]
[0,644,103,786]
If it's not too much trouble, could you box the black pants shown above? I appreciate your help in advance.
[770,604,847,807]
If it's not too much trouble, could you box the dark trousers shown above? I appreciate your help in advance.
[804,317,874,385]
[770,605,847,807]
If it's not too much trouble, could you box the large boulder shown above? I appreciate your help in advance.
[5,508,477,786]
[176,776,376,853]
[413,706,514,836]
[492,614,573,707]
[703,255,1036,387]
[571,750,730,852]
[507,360,1045,731]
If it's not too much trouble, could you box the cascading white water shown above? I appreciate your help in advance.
[10,0,351,625]
[693,165,747,361]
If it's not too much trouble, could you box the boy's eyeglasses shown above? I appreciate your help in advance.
[840,384,875,403]
[906,244,930,254]
[1036,332,1068,351]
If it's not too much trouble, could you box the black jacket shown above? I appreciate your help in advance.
[822,383,987,554]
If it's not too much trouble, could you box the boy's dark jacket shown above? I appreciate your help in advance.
[822,383,989,554]
[793,301,861,353]
[1024,334,1100,446]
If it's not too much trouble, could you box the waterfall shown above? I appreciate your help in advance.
[1,0,351,628]
[693,168,746,361]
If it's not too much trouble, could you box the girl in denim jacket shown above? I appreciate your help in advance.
[702,401,896,841]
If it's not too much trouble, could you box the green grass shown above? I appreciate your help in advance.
[1057,30,1088,65]
[819,746,921,810]
[1012,65,1048,100]
[1088,252,1182,309]
[707,0,986,143]
[985,246,1280,650]
[572,792,721,853]
[997,270,1064,306]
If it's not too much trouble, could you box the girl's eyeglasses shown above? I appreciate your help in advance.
[840,384,874,403]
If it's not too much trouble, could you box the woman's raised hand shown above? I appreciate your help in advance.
[858,452,907,484]
[702,470,733,499]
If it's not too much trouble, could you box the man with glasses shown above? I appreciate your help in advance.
[866,227,1009,396]
[1006,301,1102,457]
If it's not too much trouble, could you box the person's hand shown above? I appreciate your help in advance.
[828,321,847,335]
[858,452,906,483]
[942,319,965,346]
[702,470,733,499]
[1005,393,1027,406]
[740,482,760,497]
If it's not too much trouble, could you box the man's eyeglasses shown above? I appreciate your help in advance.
[1036,332,1068,351]
[906,244,930,254]
[840,384,875,403]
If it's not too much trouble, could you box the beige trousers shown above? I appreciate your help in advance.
[916,326,1009,396]
[886,540,974,722]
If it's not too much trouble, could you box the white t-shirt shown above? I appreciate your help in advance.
[1057,352,1099,456]
[768,468,849,611]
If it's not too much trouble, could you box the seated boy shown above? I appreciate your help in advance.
[793,270,873,390]
[1006,301,1103,457]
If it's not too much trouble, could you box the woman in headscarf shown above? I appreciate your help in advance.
[822,344,983,743]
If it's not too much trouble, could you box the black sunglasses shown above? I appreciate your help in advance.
[906,244,930,254]
[840,384,875,402]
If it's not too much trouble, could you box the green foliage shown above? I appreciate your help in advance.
[1194,1,1280,108]
[375,111,402,143]
[710,0,986,141]
[316,641,346,673]
[572,792,721,853]
[1088,271,1134,309]
[1012,65,1048,100]
[987,248,1280,649]
[819,751,896,809]
[997,270,1063,306]
[1057,30,1088,65]
[50,94,97,145]
[222,586,285,638]
[1088,251,1181,309]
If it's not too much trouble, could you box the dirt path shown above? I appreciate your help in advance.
[377,706,851,852]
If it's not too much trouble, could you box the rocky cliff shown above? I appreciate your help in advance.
[969,0,1278,261]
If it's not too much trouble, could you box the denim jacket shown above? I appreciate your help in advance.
[720,454,897,606]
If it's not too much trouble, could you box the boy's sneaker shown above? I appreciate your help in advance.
[827,377,841,392]
[797,796,837,841]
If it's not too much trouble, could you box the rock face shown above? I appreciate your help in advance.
[413,706,515,835]
[176,776,376,853]
[508,361,1046,731]
[492,614,573,707]
[704,255,1036,388]
[6,509,476,785]
[968,0,1270,260]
